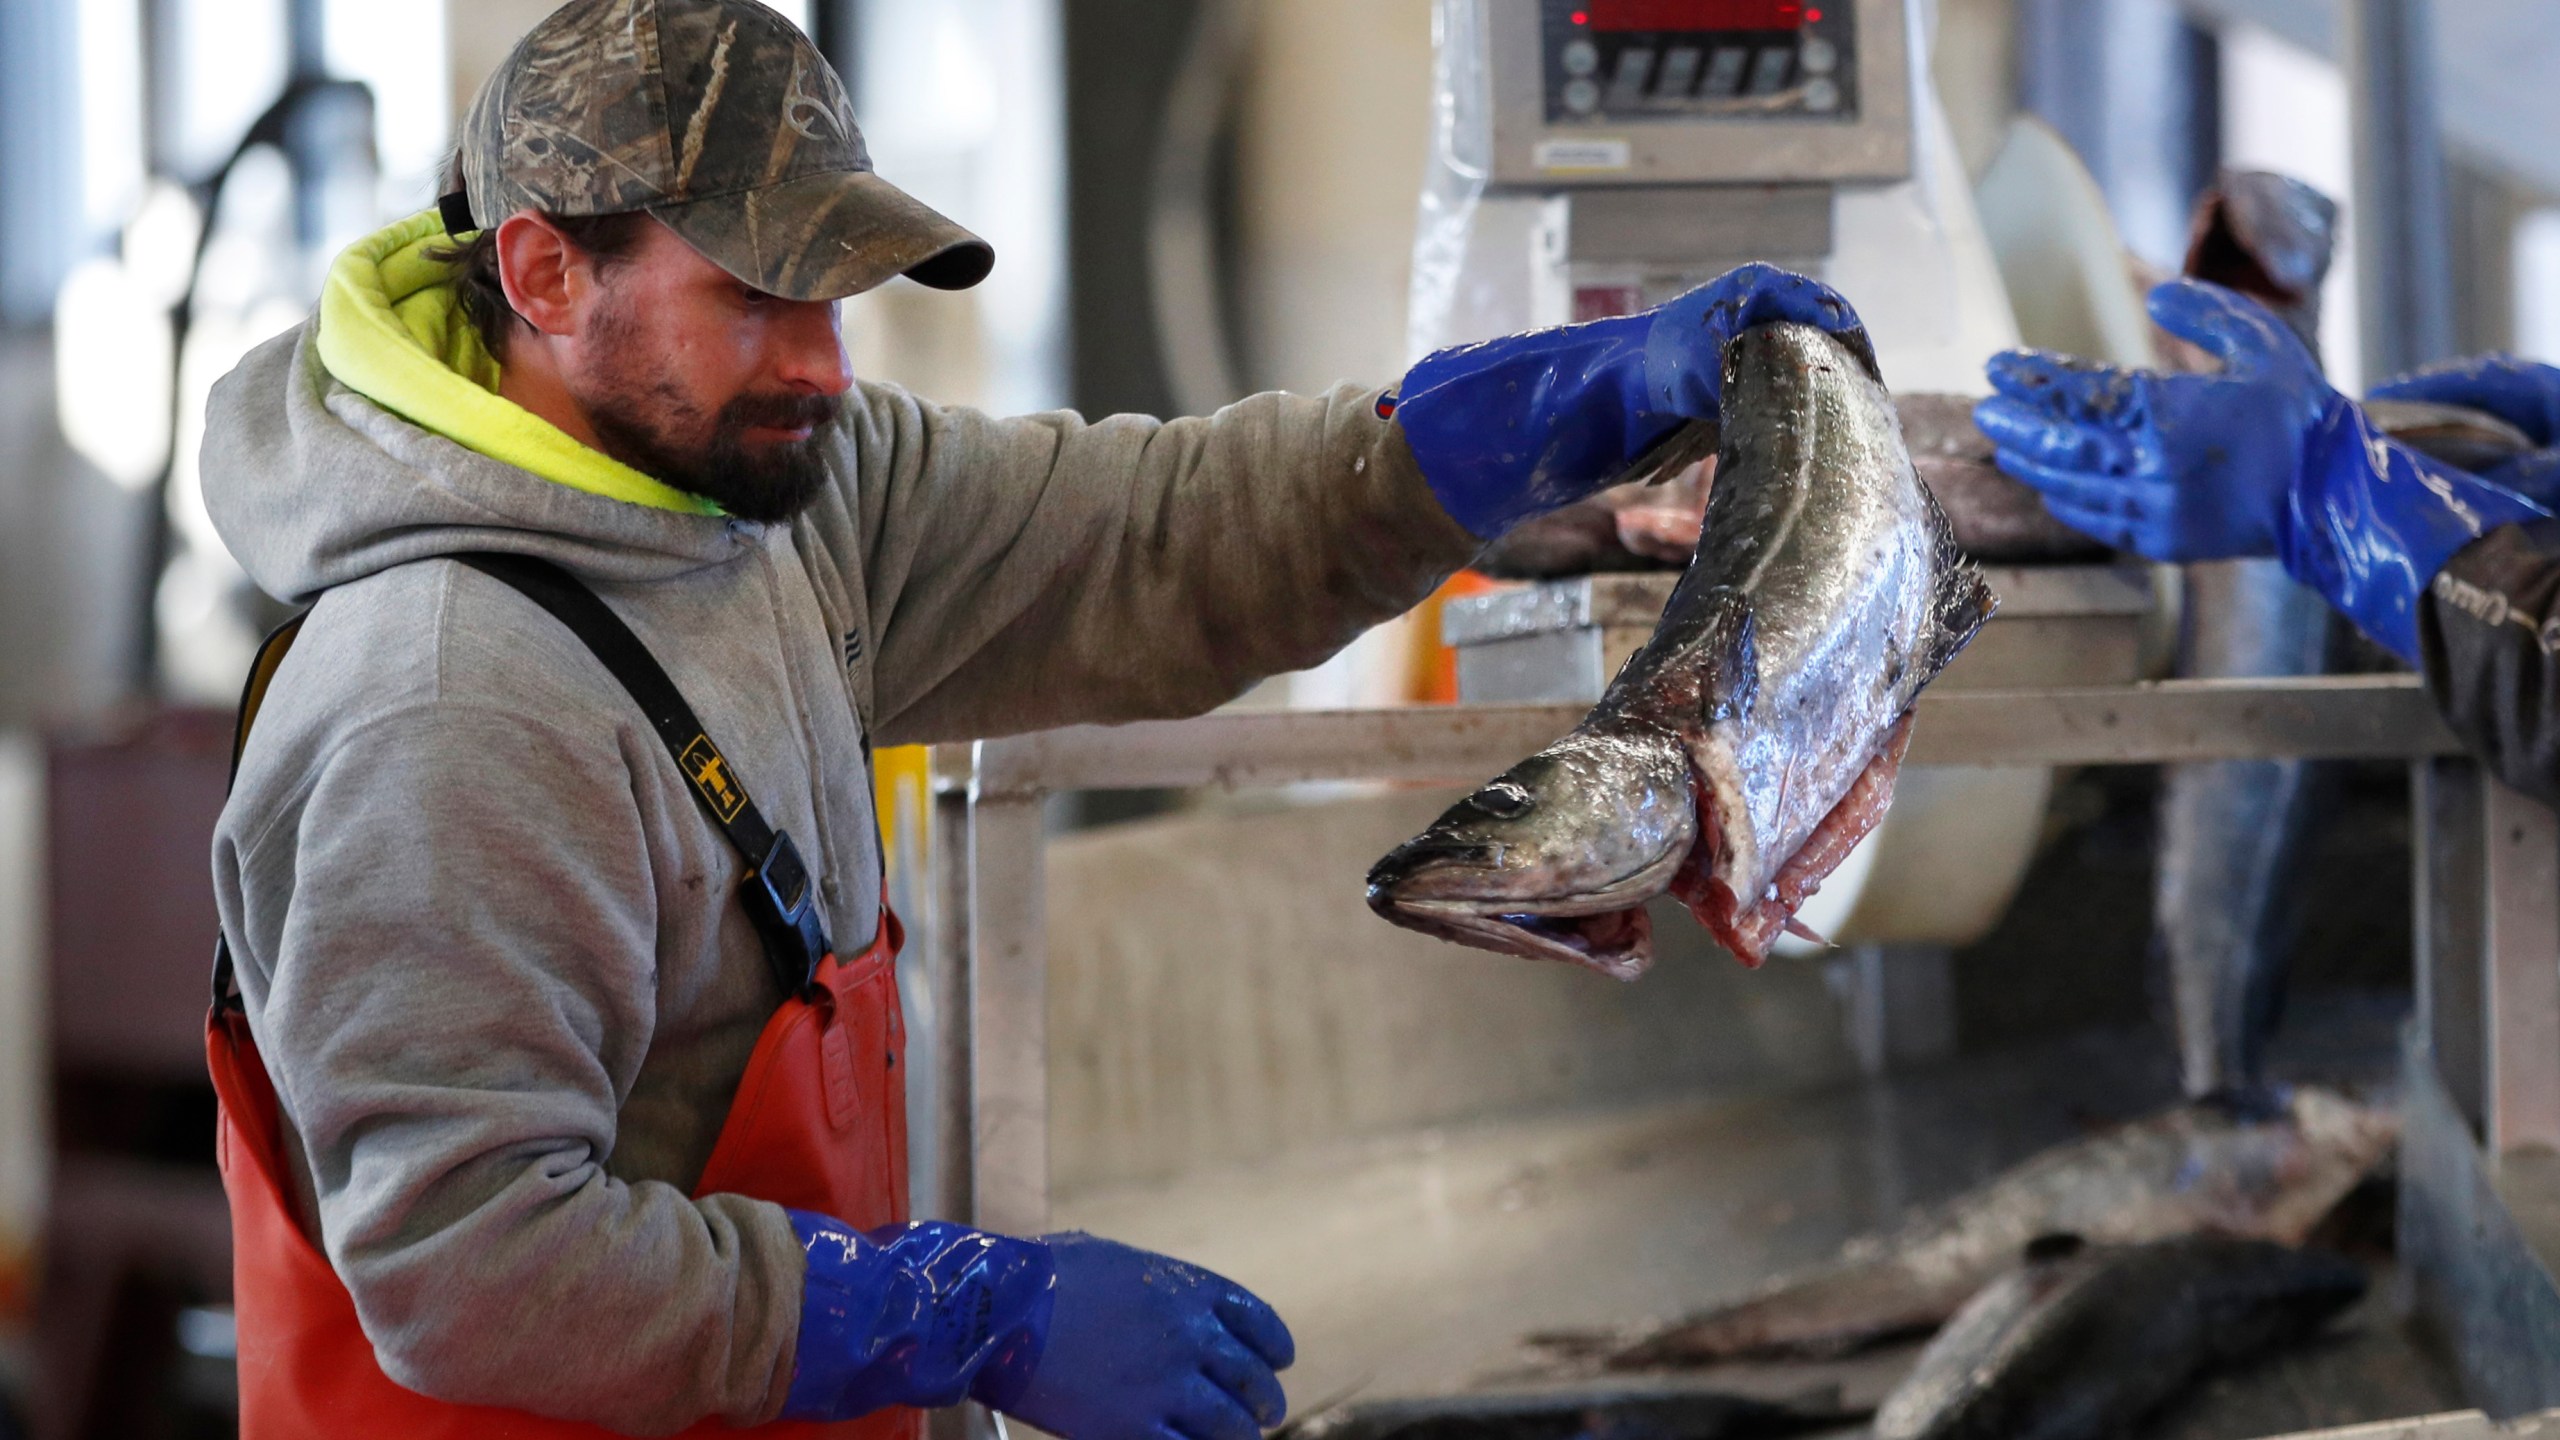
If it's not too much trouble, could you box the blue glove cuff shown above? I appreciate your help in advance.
[1394,312,1680,538]
[2285,402,2551,663]
[1390,264,1862,539]
[780,1212,1059,1424]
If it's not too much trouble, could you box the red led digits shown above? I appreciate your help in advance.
[1585,2,1813,31]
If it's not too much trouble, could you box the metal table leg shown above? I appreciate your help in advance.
[968,780,1051,1237]
[2484,776,2560,1155]
[2415,758,2487,1134]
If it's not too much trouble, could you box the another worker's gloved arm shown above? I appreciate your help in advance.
[2368,353,2560,506]
[781,1214,1293,1440]
[1972,278,2551,665]
[1387,262,1865,537]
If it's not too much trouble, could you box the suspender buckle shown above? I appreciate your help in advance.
[742,829,831,997]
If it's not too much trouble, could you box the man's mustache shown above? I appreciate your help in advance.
[720,390,842,435]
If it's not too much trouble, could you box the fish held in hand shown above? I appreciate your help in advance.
[1367,323,1995,975]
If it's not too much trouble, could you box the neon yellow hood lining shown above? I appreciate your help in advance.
[315,210,723,517]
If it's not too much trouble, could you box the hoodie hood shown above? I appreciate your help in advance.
[202,210,752,604]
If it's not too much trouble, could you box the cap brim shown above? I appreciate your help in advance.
[652,168,994,302]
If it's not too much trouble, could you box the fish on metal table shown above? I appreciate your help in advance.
[1539,1086,2394,1367]
[1872,1234,2366,1440]
[1276,1386,1857,1440]
[1366,323,1996,974]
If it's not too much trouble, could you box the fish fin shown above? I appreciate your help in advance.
[1698,585,1759,724]
[2023,1233,2088,1263]
[1910,471,1998,687]
[1782,916,1831,947]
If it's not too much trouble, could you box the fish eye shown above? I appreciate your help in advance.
[1469,781,1535,819]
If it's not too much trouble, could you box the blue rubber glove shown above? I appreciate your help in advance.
[1974,279,2551,664]
[2371,354,2560,445]
[1389,262,1864,537]
[781,1215,1294,1440]
[986,1232,1294,1440]
[2369,353,2560,507]
[781,1214,1057,1421]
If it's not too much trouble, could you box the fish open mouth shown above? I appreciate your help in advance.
[1367,898,1659,980]
[1676,713,1917,967]
[1366,839,1690,980]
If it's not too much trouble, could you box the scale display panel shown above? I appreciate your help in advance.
[1543,0,1857,124]
[1486,0,1909,187]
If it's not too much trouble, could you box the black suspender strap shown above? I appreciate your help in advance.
[213,613,311,1013]
[211,555,833,1014]
[452,553,832,997]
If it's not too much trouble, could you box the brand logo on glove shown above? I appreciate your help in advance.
[681,736,749,823]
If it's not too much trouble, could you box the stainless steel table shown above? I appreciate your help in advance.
[922,673,2560,1419]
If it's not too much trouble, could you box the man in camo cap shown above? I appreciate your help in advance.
[196,0,1861,1432]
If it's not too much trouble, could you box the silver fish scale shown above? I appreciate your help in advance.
[1600,323,1985,905]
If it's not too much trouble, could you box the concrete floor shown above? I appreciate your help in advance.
[1056,991,2460,1439]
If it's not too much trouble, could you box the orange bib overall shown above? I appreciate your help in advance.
[208,914,918,1438]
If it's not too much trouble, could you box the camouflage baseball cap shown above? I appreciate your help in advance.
[444,0,992,300]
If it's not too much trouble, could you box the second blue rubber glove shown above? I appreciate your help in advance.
[1973,279,2551,664]
[782,1214,1292,1440]
[2370,353,2560,507]
[1390,262,1863,537]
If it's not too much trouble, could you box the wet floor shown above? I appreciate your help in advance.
[1055,989,2461,1439]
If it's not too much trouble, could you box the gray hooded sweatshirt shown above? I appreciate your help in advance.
[201,301,1473,1432]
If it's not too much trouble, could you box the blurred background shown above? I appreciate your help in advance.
[8,0,2560,1436]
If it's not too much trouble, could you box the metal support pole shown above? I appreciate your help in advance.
[2344,0,2457,381]
[926,745,978,1226]
[968,787,1051,1236]
[927,744,1000,1440]
[2484,777,2560,1155]
[2416,757,2489,1133]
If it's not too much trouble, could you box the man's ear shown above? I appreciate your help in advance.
[493,213,585,338]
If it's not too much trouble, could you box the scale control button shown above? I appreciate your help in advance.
[1562,76,1602,113]
[1804,76,1841,111]
[1607,47,1657,110]
[1562,37,1600,76]
[1655,46,1703,99]
[1800,35,1839,73]
[1702,46,1749,97]
[1747,46,1794,95]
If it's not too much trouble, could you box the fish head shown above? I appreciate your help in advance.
[1364,728,1697,979]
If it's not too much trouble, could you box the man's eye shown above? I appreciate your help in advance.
[739,286,771,308]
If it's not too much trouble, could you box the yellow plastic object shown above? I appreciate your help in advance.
[874,744,933,904]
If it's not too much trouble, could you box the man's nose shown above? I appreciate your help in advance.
[775,299,853,396]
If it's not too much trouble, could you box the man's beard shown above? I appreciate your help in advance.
[578,307,842,524]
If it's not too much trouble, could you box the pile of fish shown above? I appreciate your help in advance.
[1537,1086,2394,1366]
[1288,1093,2391,1440]
[1366,322,1996,974]
[1873,1234,2367,1440]
[1275,1387,1854,1440]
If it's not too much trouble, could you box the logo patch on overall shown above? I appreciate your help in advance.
[680,736,749,823]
